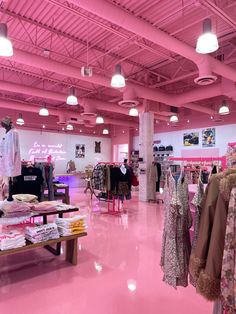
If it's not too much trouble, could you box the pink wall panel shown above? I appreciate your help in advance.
[181,148,220,158]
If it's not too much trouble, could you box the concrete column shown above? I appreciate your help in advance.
[138,112,154,201]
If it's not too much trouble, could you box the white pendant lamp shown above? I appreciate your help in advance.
[102,128,109,135]
[129,107,139,117]
[219,100,230,115]
[66,87,78,105]
[66,123,73,130]
[39,104,49,116]
[170,114,179,123]
[0,23,13,57]
[111,64,126,88]
[196,18,219,54]
[96,116,104,124]
[16,113,24,125]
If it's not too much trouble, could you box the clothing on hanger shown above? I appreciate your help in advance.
[13,165,44,200]
[0,128,21,177]
[160,168,192,288]
[189,169,236,303]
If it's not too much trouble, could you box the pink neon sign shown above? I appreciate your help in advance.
[28,142,67,161]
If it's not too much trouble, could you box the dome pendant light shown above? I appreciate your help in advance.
[196,18,219,54]
[219,100,230,115]
[129,107,139,117]
[102,128,109,135]
[111,64,126,88]
[0,23,13,57]
[16,113,24,125]
[170,114,179,123]
[66,123,74,131]
[39,104,49,116]
[66,87,78,105]
[96,115,104,124]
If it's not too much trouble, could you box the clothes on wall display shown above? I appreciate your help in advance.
[189,170,236,313]
[0,128,21,177]
[160,168,192,288]
[95,141,101,153]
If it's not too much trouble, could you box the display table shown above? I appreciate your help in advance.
[55,173,86,188]
[0,233,87,265]
[0,207,87,265]
[53,183,70,204]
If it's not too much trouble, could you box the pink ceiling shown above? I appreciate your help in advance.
[0,0,235,134]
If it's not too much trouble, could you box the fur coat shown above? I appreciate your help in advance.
[189,171,236,301]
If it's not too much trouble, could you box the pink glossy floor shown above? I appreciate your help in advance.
[0,189,212,314]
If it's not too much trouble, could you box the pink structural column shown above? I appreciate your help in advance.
[139,112,154,201]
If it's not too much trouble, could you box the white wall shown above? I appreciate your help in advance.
[0,129,111,174]
[133,123,236,157]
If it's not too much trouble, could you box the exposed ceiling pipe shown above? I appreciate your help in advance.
[0,98,138,128]
[71,0,236,83]
[10,49,217,115]
[1,51,219,116]
[12,49,170,105]
[0,79,215,119]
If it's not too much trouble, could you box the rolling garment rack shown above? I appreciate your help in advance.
[93,162,125,215]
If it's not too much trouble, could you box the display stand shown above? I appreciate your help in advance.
[0,207,86,266]
[95,162,124,216]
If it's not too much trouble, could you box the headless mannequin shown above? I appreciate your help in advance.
[1,119,14,201]
[0,117,21,201]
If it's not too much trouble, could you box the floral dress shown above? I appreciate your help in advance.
[160,169,192,288]
[191,178,204,249]
[221,187,236,313]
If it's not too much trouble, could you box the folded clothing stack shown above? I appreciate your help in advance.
[13,194,38,203]
[0,200,32,217]
[55,215,87,236]
[25,223,60,243]
[0,230,26,250]
[32,201,64,213]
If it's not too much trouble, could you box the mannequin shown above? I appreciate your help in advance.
[0,117,21,201]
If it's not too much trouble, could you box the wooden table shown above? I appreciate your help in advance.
[0,233,87,265]
[53,184,70,204]
[32,207,79,256]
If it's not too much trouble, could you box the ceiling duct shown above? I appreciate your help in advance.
[80,99,97,117]
[194,57,217,86]
[56,115,67,126]
[118,87,139,108]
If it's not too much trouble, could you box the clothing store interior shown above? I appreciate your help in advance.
[0,1,236,314]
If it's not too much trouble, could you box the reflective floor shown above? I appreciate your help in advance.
[0,189,212,314]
